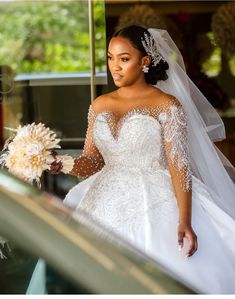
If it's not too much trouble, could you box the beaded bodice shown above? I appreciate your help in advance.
[93,108,167,170]
[70,97,192,192]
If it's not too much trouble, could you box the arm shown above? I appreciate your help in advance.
[160,100,197,257]
[69,105,105,178]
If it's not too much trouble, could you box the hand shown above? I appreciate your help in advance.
[50,159,63,174]
[49,150,63,175]
[178,222,198,257]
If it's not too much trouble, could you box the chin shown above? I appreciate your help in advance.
[113,80,132,88]
[113,80,123,87]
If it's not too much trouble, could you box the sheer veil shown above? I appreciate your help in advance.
[148,28,235,219]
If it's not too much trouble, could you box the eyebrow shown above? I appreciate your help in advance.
[107,51,131,56]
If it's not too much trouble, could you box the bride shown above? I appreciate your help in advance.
[52,25,235,294]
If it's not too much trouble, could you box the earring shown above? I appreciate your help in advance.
[142,65,149,73]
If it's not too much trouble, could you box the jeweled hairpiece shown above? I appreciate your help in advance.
[141,32,165,66]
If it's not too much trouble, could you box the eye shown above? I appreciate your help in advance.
[121,57,129,62]
[107,55,112,60]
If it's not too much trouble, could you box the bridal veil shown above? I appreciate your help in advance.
[148,28,235,219]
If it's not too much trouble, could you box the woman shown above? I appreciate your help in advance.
[54,26,235,293]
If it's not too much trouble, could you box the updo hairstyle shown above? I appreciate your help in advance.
[112,25,169,85]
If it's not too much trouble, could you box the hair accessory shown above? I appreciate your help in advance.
[141,32,165,66]
[142,65,149,73]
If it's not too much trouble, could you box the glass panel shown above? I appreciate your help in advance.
[0,0,107,148]
[0,0,106,74]
[0,0,107,196]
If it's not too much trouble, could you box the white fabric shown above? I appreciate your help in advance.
[26,258,47,294]
[148,28,235,219]
[64,109,235,294]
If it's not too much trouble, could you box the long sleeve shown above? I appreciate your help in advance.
[159,100,192,224]
[159,101,192,193]
[69,105,105,178]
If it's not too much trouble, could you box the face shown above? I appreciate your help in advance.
[108,36,150,87]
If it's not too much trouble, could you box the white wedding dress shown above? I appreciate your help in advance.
[64,98,235,294]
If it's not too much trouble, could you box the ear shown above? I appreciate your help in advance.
[141,55,151,67]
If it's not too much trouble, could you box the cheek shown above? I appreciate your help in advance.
[125,61,141,73]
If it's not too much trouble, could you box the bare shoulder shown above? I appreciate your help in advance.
[162,93,182,108]
[150,89,182,108]
[90,91,116,113]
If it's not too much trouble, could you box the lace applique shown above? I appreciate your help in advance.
[78,164,177,232]
[158,105,192,192]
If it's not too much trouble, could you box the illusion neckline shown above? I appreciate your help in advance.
[89,94,179,122]
[91,104,169,140]
[90,103,174,125]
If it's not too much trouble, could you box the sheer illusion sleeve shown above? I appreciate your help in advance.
[69,105,105,178]
[158,100,192,193]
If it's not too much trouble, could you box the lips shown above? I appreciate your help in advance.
[112,73,122,81]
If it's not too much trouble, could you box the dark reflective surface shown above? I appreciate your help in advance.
[0,244,37,294]
[0,242,90,294]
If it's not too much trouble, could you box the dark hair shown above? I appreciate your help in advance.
[112,25,169,85]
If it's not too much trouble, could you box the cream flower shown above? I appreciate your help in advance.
[0,122,64,186]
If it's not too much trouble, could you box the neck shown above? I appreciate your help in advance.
[117,79,150,99]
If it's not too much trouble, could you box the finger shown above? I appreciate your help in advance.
[186,235,194,257]
[49,166,58,174]
[51,160,59,167]
[186,235,197,257]
[57,161,63,171]
[52,162,63,174]
[51,161,62,168]
[178,231,184,251]
[191,237,198,256]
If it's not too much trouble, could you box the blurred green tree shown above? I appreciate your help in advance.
[0,0,106,74]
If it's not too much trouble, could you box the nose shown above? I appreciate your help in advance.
[111,59,122,71]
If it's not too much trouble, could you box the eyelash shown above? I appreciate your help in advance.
[107,56,129,62]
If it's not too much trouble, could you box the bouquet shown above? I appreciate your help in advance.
[0,123,74,187]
